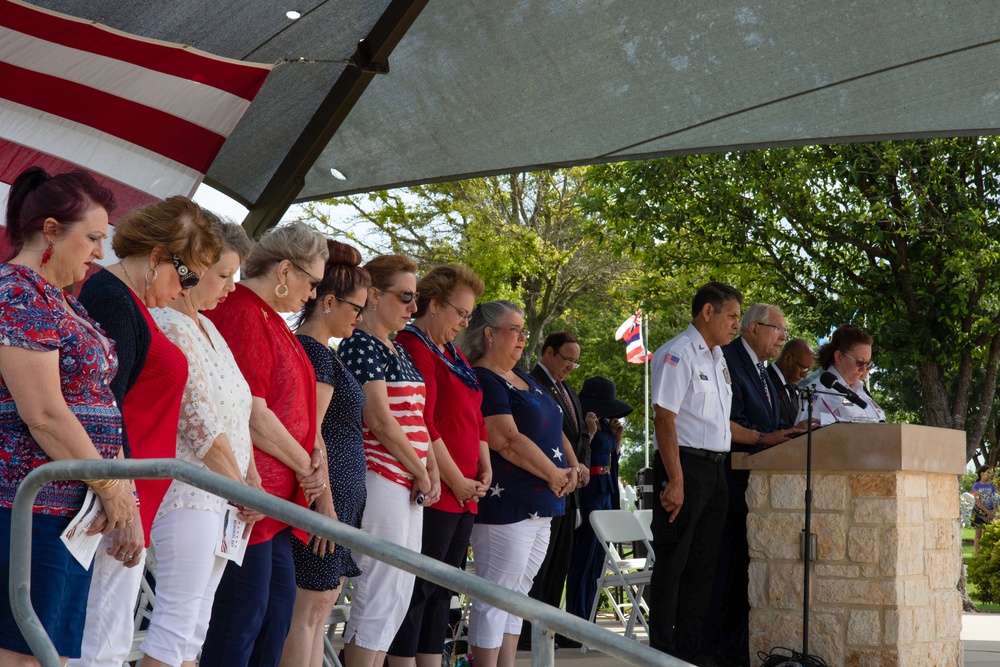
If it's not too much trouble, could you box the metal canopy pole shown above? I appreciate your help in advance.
[241,0,429,238]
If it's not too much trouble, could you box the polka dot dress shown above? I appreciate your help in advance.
[292,335,368,591]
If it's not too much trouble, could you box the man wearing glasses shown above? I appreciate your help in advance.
[520,331,593,649]
[710,304,808,667]
[766,338,815,426]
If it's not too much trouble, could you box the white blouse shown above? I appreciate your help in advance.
[151,307,254,517]
[797,366,885,425]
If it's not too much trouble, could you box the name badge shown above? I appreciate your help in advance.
[699,372,709,380]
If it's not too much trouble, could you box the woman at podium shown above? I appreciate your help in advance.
[798,324,885,425]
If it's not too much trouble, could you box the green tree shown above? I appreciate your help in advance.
[300,169,634,364]
[586,138,1000,461]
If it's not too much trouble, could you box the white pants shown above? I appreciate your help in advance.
[468,518,551,649]
[140,508,227,665]
[66,534,146,667]
[343,471,423,651]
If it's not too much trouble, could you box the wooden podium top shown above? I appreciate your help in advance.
[730,423,966,474]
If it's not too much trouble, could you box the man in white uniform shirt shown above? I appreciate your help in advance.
[647,282,742,665]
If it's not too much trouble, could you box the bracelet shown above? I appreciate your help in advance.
[83,478,120,493]
[756,431,765,446]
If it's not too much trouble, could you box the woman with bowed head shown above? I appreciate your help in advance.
[72,195,222,667]
[199,221,330,667]
[563,376,633,620]
[388,264,492,667]
[140,217,264,667]
[798,324,885,425]
[458,301,576,667]
[0,167,131,666]
[279,239,371,667]
[337,254,440,667]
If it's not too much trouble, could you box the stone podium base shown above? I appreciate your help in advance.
[745,470,962,666]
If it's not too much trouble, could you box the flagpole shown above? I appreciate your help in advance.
[643,312,650,468]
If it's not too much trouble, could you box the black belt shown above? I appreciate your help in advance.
[678,446,726,463]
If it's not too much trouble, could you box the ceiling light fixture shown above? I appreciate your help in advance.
[330,168,347,180]
[286,10,301,20]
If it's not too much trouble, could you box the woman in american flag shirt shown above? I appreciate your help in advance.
[337,254,441,667]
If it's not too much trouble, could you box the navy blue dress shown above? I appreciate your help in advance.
[475,367,567,524]
[564,422,619,618]
[292,335,368,591]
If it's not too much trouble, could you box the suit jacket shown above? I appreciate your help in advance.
[721,338,784,437]
[531,364,591,466]
[767,364,799,427]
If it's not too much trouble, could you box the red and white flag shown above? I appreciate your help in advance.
[0,0,271,206]
[614,310,650,364]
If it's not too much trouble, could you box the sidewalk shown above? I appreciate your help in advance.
[509,613,1000,665]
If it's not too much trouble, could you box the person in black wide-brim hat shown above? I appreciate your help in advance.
[564,376,634,620]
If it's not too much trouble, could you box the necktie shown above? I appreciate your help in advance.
[558,381,578,425]
[757,362,772,406]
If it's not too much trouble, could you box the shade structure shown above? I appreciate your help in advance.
[11,0,1000,232]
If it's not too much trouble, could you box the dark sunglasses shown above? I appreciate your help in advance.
[172,255,200,290]
[336,296,365,318]
[382,288,419,304]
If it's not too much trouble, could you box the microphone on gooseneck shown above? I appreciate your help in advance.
[819,371,868,409]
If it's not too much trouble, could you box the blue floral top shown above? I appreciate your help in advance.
[475,367,566,524]
[0,264,122,515]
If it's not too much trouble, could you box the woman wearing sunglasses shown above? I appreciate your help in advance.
[800,323,885,425]
[72,197,222,667]
[139,217,264,667]
[200,222,330,667]
[337,255,440,667]
[279,239,371,667]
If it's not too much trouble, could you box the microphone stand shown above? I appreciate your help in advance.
[796,386,852,657]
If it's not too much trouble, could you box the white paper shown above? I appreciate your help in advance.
[60,489,105,569]
[215,503,251,566]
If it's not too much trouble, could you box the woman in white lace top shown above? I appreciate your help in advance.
[140,216,265,667]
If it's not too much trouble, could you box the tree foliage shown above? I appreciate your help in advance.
[586,138,1000,460]
[301,169,635,364]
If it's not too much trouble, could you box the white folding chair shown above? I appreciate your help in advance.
[633,508,654,544]
[584,509,654,648]
[323,580,353,667]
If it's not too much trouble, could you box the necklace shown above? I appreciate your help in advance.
[118,262,142,298]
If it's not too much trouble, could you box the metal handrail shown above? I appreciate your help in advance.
[10,459,689,667]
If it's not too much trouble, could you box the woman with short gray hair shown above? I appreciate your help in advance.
[459,301,575,667]
[200,221,333,667]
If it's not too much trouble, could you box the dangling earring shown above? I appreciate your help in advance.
[488,337,493,349]
[40,240,54,266]
[275,283,290,299]
[145,267,158,290]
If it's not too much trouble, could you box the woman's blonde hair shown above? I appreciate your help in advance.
[112,196,221,269]
[242,221,329,278]
[364,254,418,290]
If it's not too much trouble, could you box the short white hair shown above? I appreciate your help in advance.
[740,303,783,333]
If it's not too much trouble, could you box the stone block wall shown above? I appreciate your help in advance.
[746,471,962,667]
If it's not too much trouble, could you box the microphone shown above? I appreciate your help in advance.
[819,372,868,409]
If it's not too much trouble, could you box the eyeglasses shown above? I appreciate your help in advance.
[442,298,472,323]
[172,255,200,290]
[336,296,365,319]
[500,325,529,339]
[556,350,580,369]
[798,364,812,375]
[382,288,419,304]
[756,322,790,336]
[841,351,874,369]
[290,261,321,290]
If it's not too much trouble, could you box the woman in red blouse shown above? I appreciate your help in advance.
[389,264,492,667]
[73,196,222,667]
[201,221,331,667]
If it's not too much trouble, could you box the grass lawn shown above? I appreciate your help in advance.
[962,526,1000,613]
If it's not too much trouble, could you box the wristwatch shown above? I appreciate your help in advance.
[756,431,765,446]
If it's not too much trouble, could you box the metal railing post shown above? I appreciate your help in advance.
[9,459,691,667]
[530,621,555,667]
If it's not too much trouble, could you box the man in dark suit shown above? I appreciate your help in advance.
[520,331,594,649]
[711,304,805,666]
[766,338,815,425]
